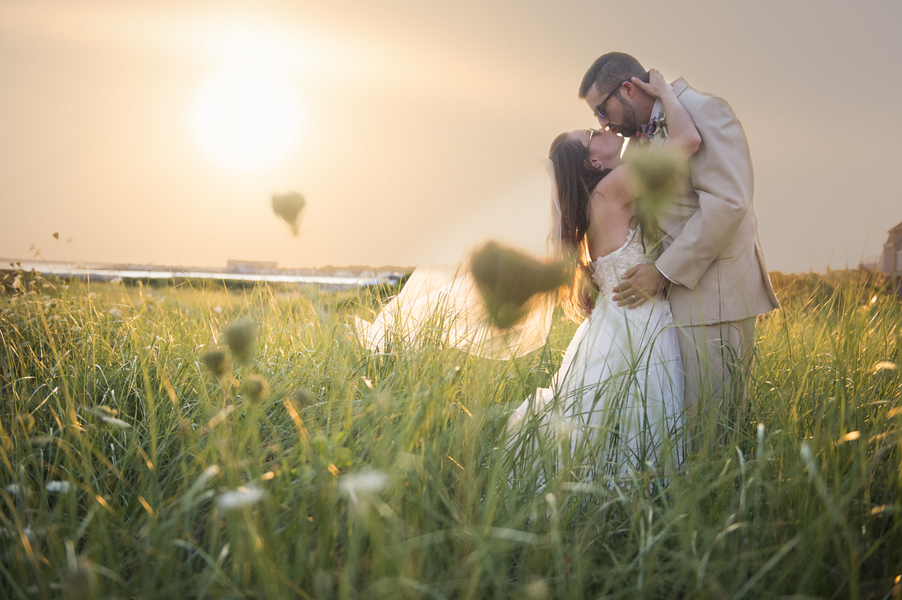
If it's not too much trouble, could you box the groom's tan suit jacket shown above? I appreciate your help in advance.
[651,78,779,326]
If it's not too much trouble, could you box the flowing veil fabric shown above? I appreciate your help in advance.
[354,161,562,360]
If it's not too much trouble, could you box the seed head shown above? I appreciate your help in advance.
[629,148,687,209]
[272,191,306,235]
[292,387,314,407]
[98,415,130,429]
[241,375,269,403]
[201,350,231,378]
[470,241,568,330]
[524,578,551,600]
[224,319,256,363]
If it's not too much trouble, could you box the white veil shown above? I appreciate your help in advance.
[354,160,563,360]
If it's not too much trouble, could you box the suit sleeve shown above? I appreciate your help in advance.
[655,96,754,290]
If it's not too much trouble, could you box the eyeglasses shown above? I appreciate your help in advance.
[592,80,628,119]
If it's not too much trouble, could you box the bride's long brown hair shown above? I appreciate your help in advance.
[549,132,611,321]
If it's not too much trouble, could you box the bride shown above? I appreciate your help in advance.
[505,70,700,479]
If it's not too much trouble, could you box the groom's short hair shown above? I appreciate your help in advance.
[579,52,648,99]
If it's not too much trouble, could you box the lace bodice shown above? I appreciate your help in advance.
[590,229,670,318]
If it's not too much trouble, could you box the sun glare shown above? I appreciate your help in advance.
[191,63,303,169]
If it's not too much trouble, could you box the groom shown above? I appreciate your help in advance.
[580,52,780,440]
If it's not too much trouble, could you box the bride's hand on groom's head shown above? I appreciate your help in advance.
[631,69,670,100]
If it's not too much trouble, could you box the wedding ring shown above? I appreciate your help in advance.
[631,295,636,300]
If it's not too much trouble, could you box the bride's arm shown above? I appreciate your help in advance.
[632,69,700,156]
[591,70,700,208]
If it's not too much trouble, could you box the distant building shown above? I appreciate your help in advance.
[878,221,902,296]
[226,260,278,273]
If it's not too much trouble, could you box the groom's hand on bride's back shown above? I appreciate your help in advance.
[612,264,666,309]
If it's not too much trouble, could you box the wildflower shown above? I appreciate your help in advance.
[213,306,223,314]
[524,577,551,600]
[292,387,314,407]
[214,486,264,510]
[224,319,256,363]
[338,470,389,505]
[108,307,123,318]
[873,361,897,373]
[45,480,71,494]
[240,375,269,403]
[201,350,231,378]
[628,147,688,213]
[271,191,306,235]
[5,484,25,497]
[470,242,568,329]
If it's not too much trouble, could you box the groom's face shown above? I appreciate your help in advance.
[585,83,639,138]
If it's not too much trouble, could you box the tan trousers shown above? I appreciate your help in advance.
[676,317,756,444]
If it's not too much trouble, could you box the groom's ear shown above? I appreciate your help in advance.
[620,80,639,99]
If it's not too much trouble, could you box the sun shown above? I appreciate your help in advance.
[191,63,303,169]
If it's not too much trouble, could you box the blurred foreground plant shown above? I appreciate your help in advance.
[470,241,568,329]
[271,191,306,235]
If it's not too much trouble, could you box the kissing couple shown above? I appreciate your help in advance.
[358,52,780,477]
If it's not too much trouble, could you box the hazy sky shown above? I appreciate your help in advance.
[1,0,900,272]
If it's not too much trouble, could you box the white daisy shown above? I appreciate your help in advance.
[45,481,71,494]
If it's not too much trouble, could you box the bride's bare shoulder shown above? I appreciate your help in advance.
[591,165,639,207]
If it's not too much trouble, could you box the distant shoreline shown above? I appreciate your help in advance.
[2,258,415,289]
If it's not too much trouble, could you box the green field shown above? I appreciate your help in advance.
[1,268,900,599]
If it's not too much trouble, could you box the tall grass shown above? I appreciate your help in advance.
[0,269,899,599]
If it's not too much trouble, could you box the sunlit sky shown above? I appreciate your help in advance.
[1,0,900,272]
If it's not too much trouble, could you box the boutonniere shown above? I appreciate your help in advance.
[637,111,669,143]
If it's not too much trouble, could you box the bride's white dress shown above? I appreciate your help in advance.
[506,228,684,477]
